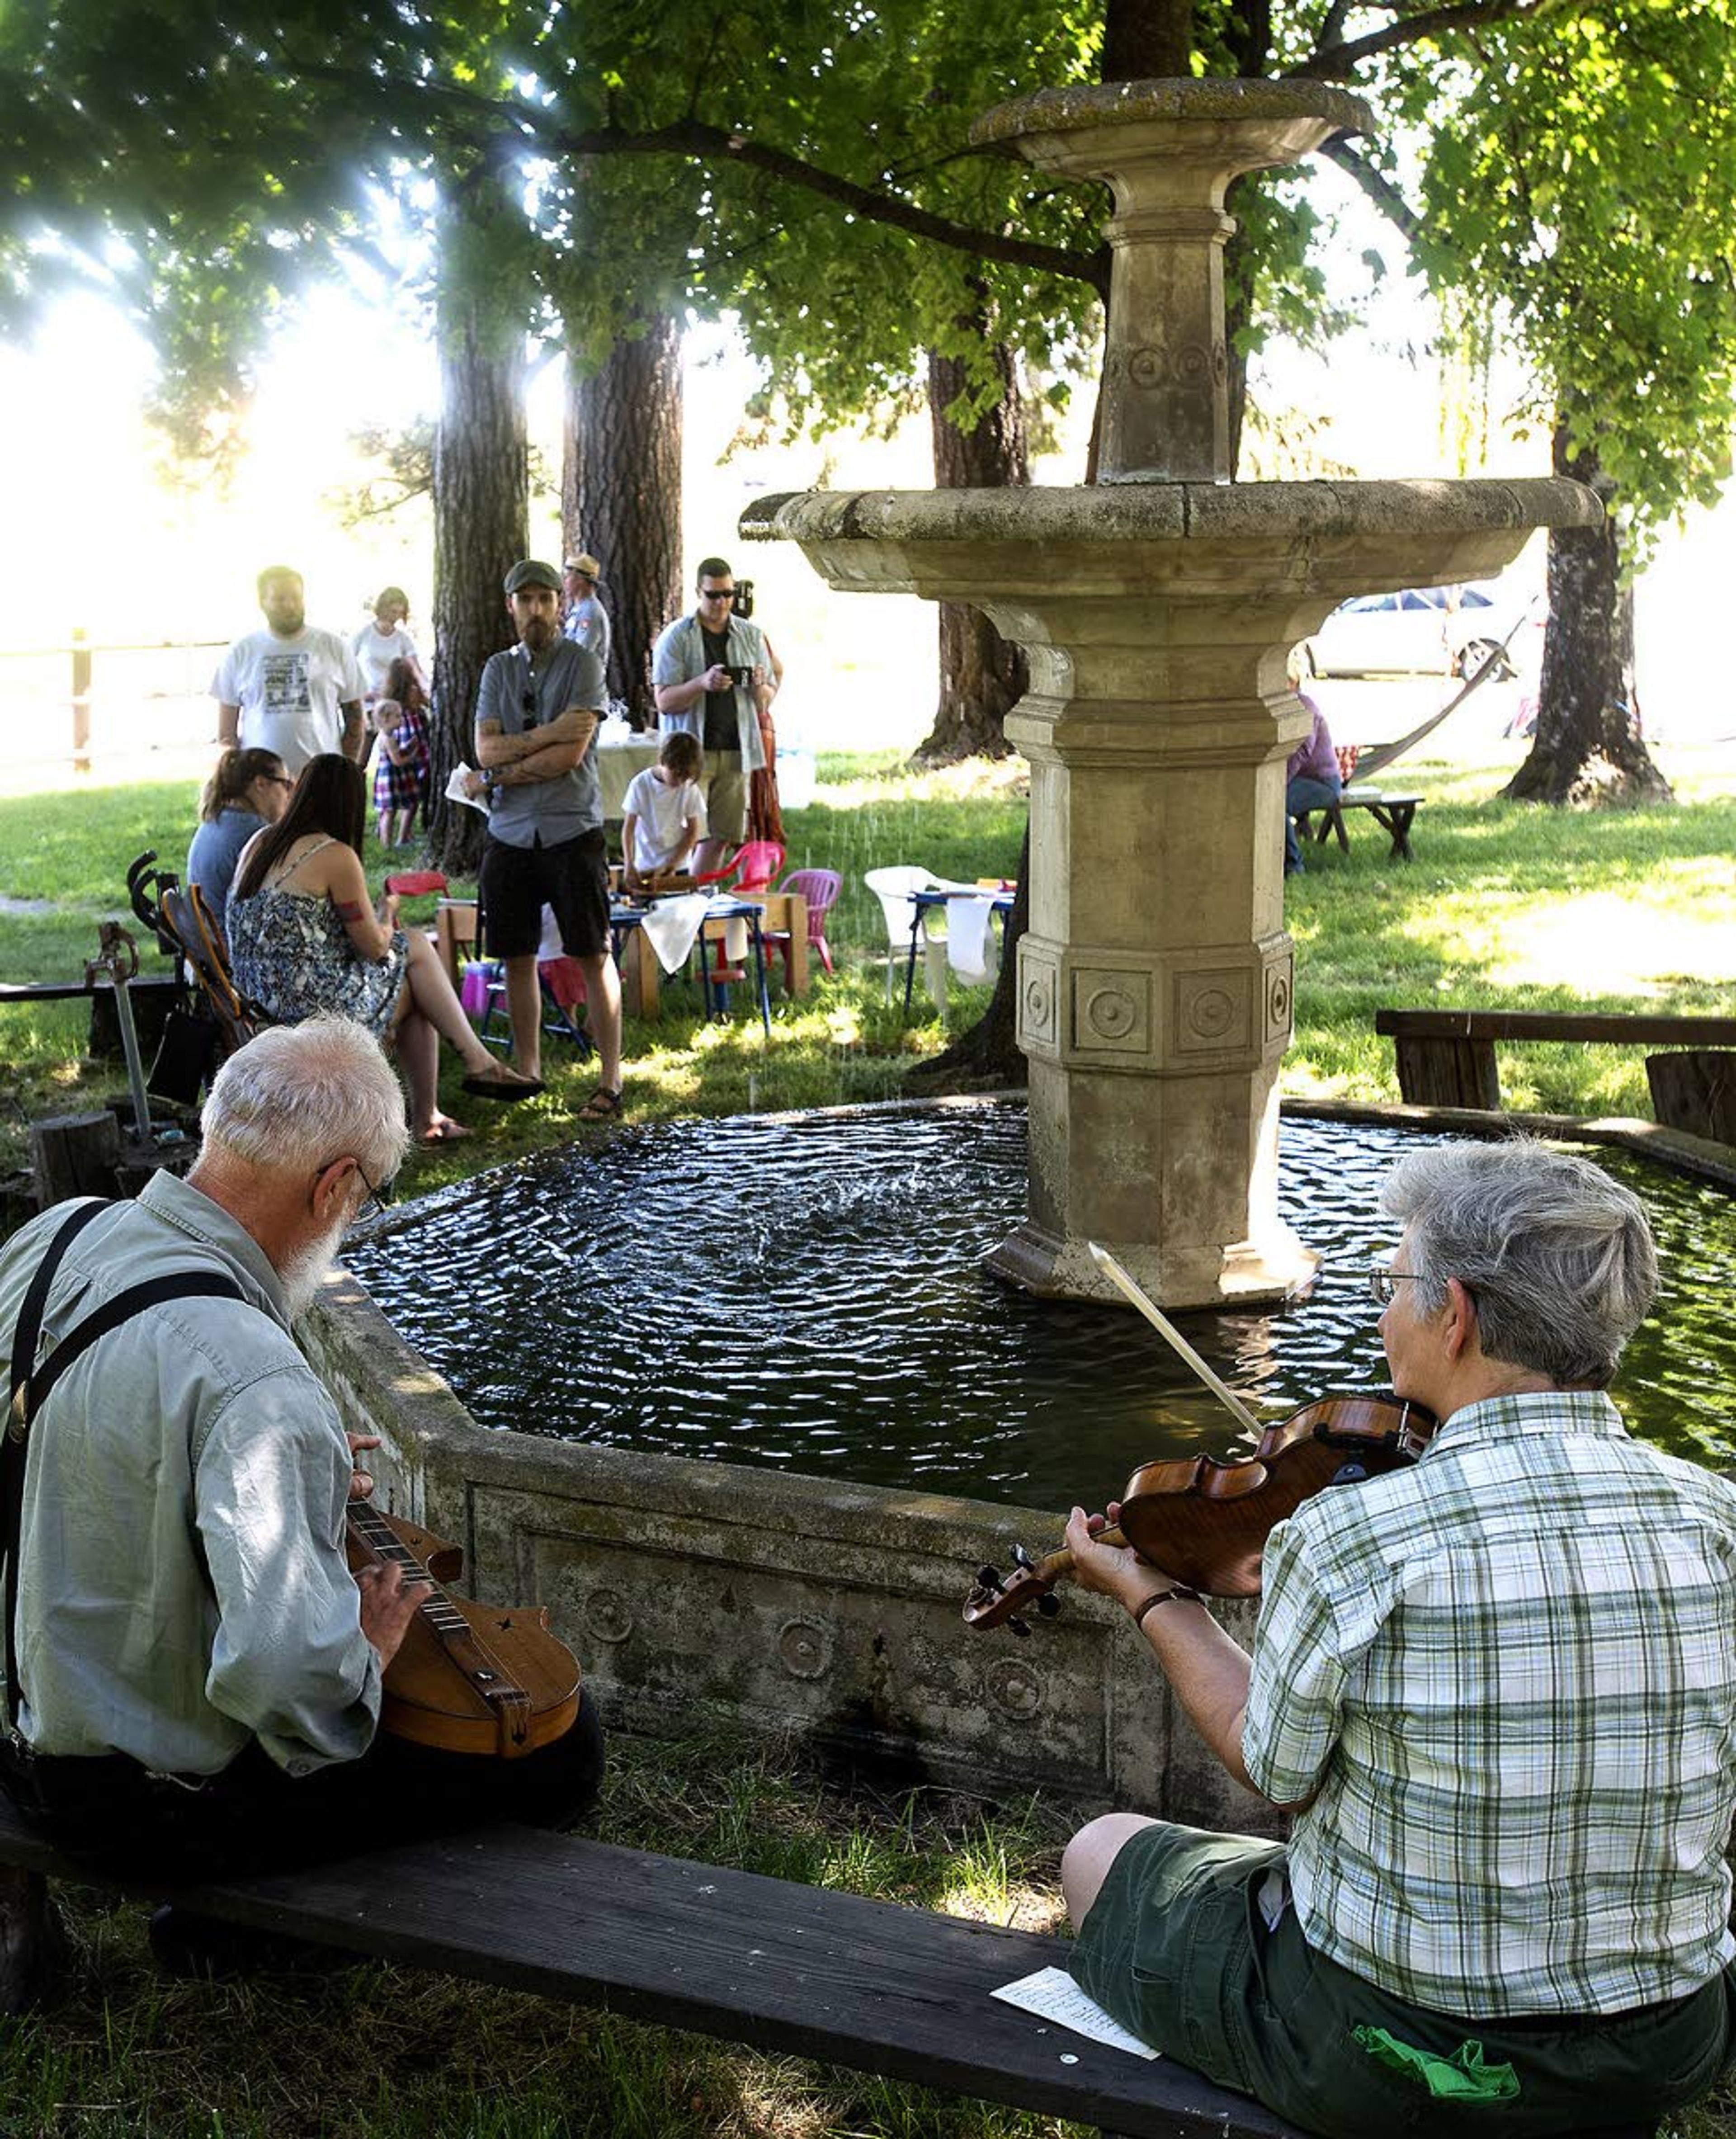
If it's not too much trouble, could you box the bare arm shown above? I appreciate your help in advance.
[341,702,365,762]
[1063,1506,1308,1808]
[474,705,598,772]
[655,668,728,717]
[754,636,784,708]
[315,845,396,962]
[217,704,240,748]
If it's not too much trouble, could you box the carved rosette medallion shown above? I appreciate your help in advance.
[1017,940,1060,1057]
[986,1657,1045,1722]
[777,1618,833,1681]
[583,1588,634,1645]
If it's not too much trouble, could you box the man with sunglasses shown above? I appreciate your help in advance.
[651,557,783,873]
[1056,1138,1736,2136]
[470,558,623,1118]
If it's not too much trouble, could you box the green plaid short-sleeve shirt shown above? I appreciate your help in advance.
[1241,1390,1736,2016]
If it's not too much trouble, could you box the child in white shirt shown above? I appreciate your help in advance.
[623,732,707,888]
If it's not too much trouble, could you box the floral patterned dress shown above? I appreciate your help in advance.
[227,836,408,1039]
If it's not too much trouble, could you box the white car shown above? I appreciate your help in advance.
[1303,583,1536,680]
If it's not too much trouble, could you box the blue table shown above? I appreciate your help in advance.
[610,896,772,1037]
[903,887,1016,1016]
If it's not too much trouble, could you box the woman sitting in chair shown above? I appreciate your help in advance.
[187,747,295,937]
[228,755,540,1143]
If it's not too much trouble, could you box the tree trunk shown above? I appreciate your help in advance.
[915,336,1030,763]
[1501,417,1672,807]
[1103,0,1194,78]
[425,184,528,873]
[563,312,684,730]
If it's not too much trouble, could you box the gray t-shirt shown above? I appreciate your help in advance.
[476,639,606,850]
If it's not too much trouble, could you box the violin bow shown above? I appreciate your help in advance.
[1086,1242,1267,1438]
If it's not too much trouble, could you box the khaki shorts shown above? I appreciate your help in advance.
[1069,1819,1736,2137]
[704,755,747,845]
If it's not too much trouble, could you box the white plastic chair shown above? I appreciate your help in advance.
[863,864,945,1008]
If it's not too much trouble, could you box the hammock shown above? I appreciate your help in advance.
[1347,623,1521,784]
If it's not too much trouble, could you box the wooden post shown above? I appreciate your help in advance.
[1393,1035,1501,1110]
[1646,1050,1736,1146]
[29,1110,121,1207]
[70,628,91,774]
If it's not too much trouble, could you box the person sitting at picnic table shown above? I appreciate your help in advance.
[186,747,296,937]
[1058,1138,1736,2139]
[369,658,431,848]
[227,754,540,1142]
[1283,686,1341,877]
[622,731,707,891]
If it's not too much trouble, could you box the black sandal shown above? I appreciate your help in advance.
[576,1086,625,1121]
[462,1070,545,1102]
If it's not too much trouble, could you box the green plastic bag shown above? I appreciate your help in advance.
[1352,2024,1521,2103]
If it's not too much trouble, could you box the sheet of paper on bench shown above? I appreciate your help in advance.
[991,1966,1161,2060]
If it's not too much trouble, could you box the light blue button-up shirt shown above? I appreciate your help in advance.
[0,1174,381,1777]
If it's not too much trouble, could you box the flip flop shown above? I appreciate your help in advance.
[576,1086,625,1121]
[462,1071,545,1103]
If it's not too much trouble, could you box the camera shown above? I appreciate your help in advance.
[725,665,755,689]
[732,578,755,620]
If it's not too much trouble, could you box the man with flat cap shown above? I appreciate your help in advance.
[467,560,624,1118]
[561,553,612,677]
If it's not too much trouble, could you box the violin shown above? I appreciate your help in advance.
[962,1391,1436,1632]
[346,1502,582,1758]
[962,1242,1437,1633]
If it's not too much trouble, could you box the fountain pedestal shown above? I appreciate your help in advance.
[744,84,1602,1307]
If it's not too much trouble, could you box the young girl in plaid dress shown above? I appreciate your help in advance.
[371,657,430,846]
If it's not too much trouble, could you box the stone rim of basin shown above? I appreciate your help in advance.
[968,76,1375,152]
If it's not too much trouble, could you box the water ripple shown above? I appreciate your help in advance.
[344,1108,1736,1512]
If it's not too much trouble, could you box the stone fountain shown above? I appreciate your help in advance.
[743,79,1601,1308]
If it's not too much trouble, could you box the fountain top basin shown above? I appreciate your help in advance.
[971,76,1374,157]
[740,477,1602,604]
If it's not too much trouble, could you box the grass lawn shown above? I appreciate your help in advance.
[1,741,1734,2135]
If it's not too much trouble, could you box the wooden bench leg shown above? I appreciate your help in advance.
[0,1867,62,2012]
[1368,801,1417,860]
[1394,1034,1500,1109]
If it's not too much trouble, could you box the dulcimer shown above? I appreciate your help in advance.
[963,1245,1436,1633]
[346,1501,581,1759]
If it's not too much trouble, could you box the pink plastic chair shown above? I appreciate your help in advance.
[728,840,786,894]
[772,868,841,981]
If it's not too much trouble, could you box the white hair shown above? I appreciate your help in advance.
[1382,1137,1658,1388]
[201,1015,409,1186]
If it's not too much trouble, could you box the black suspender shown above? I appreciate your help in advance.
[3,1201,245,1730]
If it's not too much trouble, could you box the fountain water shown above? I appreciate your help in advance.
[743,79,1600,1308]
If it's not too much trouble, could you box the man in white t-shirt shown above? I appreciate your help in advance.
[622,732,707,888]
[213,567,366,774]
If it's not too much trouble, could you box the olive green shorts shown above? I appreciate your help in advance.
[1068,1820,1736,2137]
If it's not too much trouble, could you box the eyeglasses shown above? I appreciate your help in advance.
[321,1156,393,1224]
[262,774,295,790]
[1367,1268,1421,1307]
[698,587,736,603]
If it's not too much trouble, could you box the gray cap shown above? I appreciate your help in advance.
[503,558,562,595]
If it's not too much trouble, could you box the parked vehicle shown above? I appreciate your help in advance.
[1303,582,1535,680]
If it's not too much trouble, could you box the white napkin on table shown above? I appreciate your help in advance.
[638,893,711,973]
[946,894,997,982]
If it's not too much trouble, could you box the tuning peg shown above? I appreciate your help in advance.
[1012,1543,1036,1570]
[1036,1594,1061,1618]
[1330,1461,1369,1486]
[976,1565,1003,1592]
[1008,1616,1031,1638]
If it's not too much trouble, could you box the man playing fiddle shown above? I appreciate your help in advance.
[1061,1138,1736,2136]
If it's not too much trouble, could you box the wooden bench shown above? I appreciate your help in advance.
[1293,789,1424,861]
[1375,1009,1736,1135]
[0,1795,1300,2139]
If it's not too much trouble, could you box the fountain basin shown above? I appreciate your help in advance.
[322,1100,1735,1821]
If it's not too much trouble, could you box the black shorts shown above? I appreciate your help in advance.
[480,828,609,959]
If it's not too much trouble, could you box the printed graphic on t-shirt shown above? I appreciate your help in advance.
[261,652,312,717]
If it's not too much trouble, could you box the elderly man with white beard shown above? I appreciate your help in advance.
[0,1015,603,1969]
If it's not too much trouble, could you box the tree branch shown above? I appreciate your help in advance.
[1294,0,1580,80]
[277,56,1109,297]
[1318,137,1421,243]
